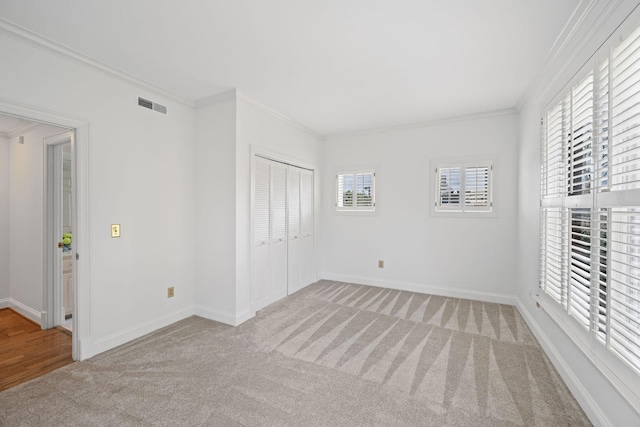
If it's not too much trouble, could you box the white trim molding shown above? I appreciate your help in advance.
[0,17,192,107]
[195,305,254,326]
[4,298,42,324]
[92,307,195,356]
[516,298,614,427]
[0,97,91,361]
[237,91,323,140]
[324,108,517,141]
[320,273,516,306]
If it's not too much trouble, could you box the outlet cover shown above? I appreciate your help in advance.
[378,260,384,268]
[168,286,175,298]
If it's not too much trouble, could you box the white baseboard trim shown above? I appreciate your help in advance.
[515,298,610,427]
[4,298,42,324]
[252,289,287,313]
[195,305,254,326]
[320,273,516,306]
[92,306,195,356]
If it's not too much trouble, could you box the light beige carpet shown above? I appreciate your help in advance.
[0,281,590,426]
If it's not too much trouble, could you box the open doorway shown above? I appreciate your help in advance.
[0,102,87,362]
[0,114,76,388]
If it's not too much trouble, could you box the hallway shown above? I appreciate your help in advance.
[0,308,72,391]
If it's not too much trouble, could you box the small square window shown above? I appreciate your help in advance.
[432,158,494,216]
[336,170,375,212]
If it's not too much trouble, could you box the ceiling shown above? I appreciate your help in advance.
[0,0,580,136]
[0,114,37,138]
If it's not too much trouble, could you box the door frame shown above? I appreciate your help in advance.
[44,131,72,328]
[0,98,90,361]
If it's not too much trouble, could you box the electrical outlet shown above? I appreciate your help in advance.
[378,260,384,268]
[168,286,174,298]
[111,224,121,238]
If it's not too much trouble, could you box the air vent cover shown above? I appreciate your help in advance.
[138,97,167,115]
[138,97,153,109]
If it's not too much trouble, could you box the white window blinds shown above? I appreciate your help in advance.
[336,170,375,211]
[540,23,640,375]
[435,163,492,213]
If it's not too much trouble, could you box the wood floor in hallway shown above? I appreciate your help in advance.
[0,308,73,392]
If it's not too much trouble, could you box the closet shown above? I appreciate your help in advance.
[252,156,314,311]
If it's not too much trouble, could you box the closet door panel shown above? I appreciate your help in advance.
[300,169,314,287]
[252,158,271,309]
[269,162,288,300]
[287,166,302,292]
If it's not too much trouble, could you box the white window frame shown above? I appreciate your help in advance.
[430,157,497,218]
[538,12,640,410]
[335,168,376,213]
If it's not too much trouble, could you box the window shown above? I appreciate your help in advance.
[336,170,375,211]
[433,160,493,214]
[540,22,640,377]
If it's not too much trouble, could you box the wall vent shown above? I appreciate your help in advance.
[138,97,167,115]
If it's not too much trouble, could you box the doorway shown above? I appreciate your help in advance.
[0,100,89,361]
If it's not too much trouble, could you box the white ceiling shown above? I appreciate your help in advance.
[0,0,580,136]
[0,114,36,137]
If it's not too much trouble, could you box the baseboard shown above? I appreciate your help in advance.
[195,304,254,326]
[5,298,42,324]
[0,297,9,309]
[92,306,195,356]
[320,273,516,306]
[252,289,287,313]
[515,298,611,427]
[287,279,314,296]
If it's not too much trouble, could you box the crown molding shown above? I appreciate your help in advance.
[0,17,194,108]
[194,89,238,108]
[236,91,323,140]
[515,0,629,112]
[323,108,517,141]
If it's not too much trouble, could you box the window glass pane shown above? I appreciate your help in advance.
[355,173,373,207]
[610,208,640,372]
[439,167,461,206]
[569,208,592,329]
[569,74,594,195]
[465,166,489,207]
[337,174,353,207]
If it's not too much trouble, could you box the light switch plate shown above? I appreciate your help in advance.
[111,224,121,238]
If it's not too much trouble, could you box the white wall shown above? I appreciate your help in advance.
[0,136,9,302]
[516,1,640,425]
[322,113,519,303]
[194,92,323,325]
[8,124,65,319]
[0,32,196,358]
[236,96,323,316]
[194,93,238,323]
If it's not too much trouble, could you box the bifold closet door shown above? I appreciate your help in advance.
[287,166,314,294]
[252,157,287,311]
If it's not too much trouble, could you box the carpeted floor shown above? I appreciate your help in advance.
[0,281,591,426]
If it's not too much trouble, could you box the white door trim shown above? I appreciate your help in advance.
[0,97,90,361]
[44,133,69,329]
